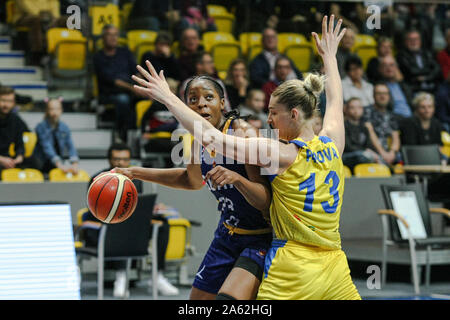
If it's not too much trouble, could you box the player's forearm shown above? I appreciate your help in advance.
[323,56,343,112]
[233,177,272,211]
[130,167,201,190]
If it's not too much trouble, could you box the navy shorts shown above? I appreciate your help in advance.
[192,224,272,294]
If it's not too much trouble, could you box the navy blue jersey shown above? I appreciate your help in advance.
[200,119,270,231]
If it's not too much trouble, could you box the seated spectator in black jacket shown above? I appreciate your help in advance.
[0,87,27,172]
[378,56,414,118]
[343,97,381,170]
[397,30,442,93]
[400,93,446,160]
[248,27,302,89]
[140,31,180,82]
[435,78,450,132]
[93,25,142,143]
[366,37,403,83]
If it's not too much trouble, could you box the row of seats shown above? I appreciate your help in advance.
[1,167,91,182]
[46,27,377,81]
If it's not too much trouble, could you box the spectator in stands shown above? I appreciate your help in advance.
[271,0,321,36]
[343,97,381,170]
[261,55,296,110]
[224,59,249,110]
[238,89,269,130]
[0,87,27,172]
[437,28,450,81]
[125,0,179,31]
[83,143,179,297]
[179,52,230,111]
[248,27,302,89]
[12,0,66,65]
[34,97,79,175]
[141,78,179,168]
[177,28,204,81]
[435,77,450,132]
[363,83,401,166]
[366,37,402,84]
[399,92,445,151]
[93,25,141,144]
[233,0,275,35]
[140,31,180,81]
[329,2,360,33]
[178,0,217,35]
[378,56,414,118]
[342,56,374,107]
[336,27,357,77]
[397,30,442,93]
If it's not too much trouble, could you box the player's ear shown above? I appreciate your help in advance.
[291,108,299,120]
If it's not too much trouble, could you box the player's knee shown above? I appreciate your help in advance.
[216,292,237,300]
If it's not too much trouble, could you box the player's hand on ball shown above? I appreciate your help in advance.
[205,165,240,189]
[110,167,134,180]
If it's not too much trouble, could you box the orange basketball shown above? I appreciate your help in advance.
[87,172,138,224]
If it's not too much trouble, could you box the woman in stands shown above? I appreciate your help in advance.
[130,15,361,300]
[113,75,273,300]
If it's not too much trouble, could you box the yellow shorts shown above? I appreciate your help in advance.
[257,239,361,300]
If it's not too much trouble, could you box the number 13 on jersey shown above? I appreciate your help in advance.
[298,171,340,214]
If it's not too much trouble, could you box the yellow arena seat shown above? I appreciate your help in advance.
[46,28,87,70]
[353,163,392,178]
[9,132,38,158]
[278,33,308,53]
[278,33,313,72]
[239,32,262,58]
[352,34,378,71]
[47,28,85,54]
[202,32,241,73]
[127,30,158,62]
[49,168,91,182]
[89,3,120,37]
[207,5,228,16]
[165,218,192,261]
[442,131,450,146]
[343,165,352,178]
[1,168,44,183]
[136,100,153,128]
[207,5,235,33]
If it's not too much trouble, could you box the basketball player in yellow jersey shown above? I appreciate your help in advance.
[130,15,360,300]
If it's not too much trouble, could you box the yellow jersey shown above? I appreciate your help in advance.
[269,135,345,250]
